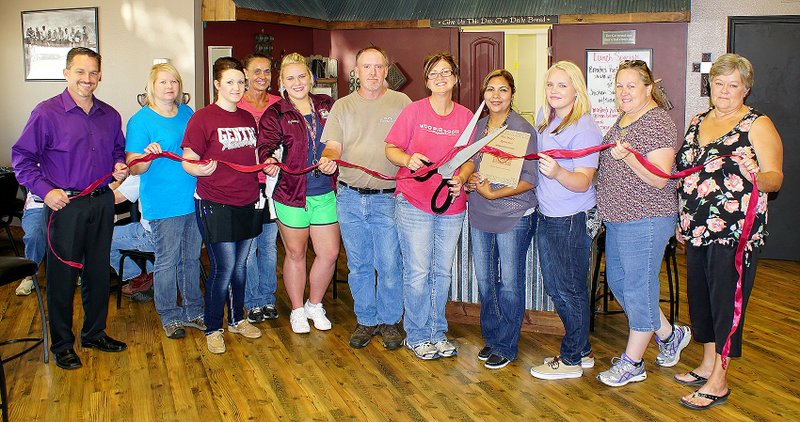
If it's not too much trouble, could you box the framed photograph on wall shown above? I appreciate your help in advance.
[21,7,99,81]
[585,48,652,134]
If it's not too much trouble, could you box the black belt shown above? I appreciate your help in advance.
[63,186,111,197]
[338,181,395,195]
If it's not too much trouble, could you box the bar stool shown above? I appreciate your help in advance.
[0,256,48,422]
[589,228,680,331]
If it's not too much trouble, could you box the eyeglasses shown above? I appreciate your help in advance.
[427,69,454,80]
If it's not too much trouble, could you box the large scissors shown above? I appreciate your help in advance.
[414,123,508,214]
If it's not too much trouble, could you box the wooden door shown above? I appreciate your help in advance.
[729,16,800,261]
[458,32,504,112]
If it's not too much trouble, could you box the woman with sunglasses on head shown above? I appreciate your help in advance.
[595,60,691,387]
[675,54,782,410]
[181,57,264,354]
[466,69,537,370]
[529,61,602,380]
[238,53,282,324]
[385,52,473,360]
[259,52,339,335]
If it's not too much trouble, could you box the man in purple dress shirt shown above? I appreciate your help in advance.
[12,47,129,370]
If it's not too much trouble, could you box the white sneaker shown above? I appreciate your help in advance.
[304,300,332,330]
[290,308,311,334]
[15,276,34,296]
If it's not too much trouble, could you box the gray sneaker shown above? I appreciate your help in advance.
[597,354,647,387]
[406,340,439,360]
[184,316,207,331]
[247,307,266,324]
[262,304,279,320]
[433,338,458,358]
[655,325,692,367]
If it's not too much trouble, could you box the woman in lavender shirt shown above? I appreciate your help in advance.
[529,61,602,381]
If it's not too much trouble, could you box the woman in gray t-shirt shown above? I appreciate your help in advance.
[467,69,537,370]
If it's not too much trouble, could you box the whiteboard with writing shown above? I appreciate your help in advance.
[585,49,652,134]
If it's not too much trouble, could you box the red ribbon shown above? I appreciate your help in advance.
[51,148,757,365]
[481,143,757,367]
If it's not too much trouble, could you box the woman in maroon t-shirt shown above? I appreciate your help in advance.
[181,57,264,354]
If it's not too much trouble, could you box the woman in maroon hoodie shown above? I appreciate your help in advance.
[259,52,339,334]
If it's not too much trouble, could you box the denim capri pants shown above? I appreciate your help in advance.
[603,215,676,332]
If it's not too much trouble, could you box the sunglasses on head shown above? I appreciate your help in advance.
[620,59,648,68]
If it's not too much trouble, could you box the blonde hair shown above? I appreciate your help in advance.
[536,61,591,134]
[614,60,669,110]
[710,53,754,90]
[279,52,313,87]
[145,63,183,107]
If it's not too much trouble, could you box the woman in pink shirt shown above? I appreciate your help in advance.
[385,52,473,360]
[238,53,282,324]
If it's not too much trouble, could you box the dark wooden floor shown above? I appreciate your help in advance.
[1,228,799,421]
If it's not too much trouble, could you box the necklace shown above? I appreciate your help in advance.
[293,99,321,178]
[484,110,511,135]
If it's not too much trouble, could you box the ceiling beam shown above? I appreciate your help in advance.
[202,0,236,21]
[201,1,691,27]
[559,11,691,24]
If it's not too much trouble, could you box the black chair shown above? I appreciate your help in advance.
[0,171,24,257]
[589,227,680,331]
[114,202,209,307]
[0,257,48,422]
[114,201,155,308]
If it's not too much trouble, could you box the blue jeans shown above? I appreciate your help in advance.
[244,221,278,310]
[150,213,204,327]
[196,203,253,333]
[22,206,46,266]
[395,194,464,346]
[337,187,403,326]
[110,223,155,280]
[604,216,676,332]
[471,214,535,361]
[537,210,592,366]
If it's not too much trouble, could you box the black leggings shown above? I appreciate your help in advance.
[686,243,759,357]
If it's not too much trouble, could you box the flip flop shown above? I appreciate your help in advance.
[680,389,731,410]
[675,371,708,386]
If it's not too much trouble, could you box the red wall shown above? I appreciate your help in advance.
[329,28,457,101]
[203,24,460,103]
[203,22,325,104]
[552,23,688,136]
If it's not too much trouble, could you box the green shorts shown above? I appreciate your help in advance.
[274,191,338,228]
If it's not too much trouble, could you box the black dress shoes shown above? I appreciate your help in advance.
[81,335,127,352]
[54,348,82,370]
